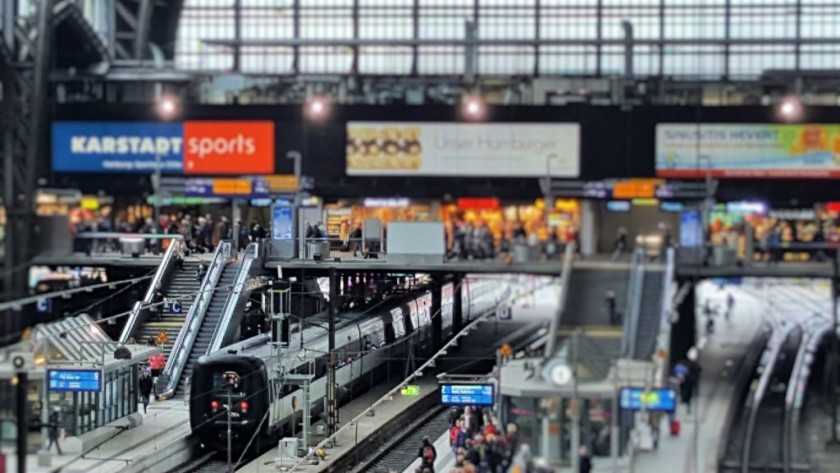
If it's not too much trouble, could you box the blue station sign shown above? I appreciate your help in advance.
[619,387,677,412]
[47,369,103,393]
[440,383,495,407]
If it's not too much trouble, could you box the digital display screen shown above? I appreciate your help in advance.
[679,210,703,247]
[440,384,495,407]
[606,201,631,212]
[47,369,102,393]
[619,387,677,412]
[271,206,294,241]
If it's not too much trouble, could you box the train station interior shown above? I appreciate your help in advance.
[4,1,840,472]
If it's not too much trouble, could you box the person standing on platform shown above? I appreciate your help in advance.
[612,226,628,261]
[47,407,63,455]
[726,292,735,322]
[578,445,593,473]
[139,368,153,414]
[605,289,618,325]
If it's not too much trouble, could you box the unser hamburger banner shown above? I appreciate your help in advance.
[346,122,580,177]
[657,123,840,178]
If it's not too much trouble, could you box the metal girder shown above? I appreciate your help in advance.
[0,0,52,301]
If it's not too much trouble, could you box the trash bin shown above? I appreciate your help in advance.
[120,237,145,258]
[307,241,331,260]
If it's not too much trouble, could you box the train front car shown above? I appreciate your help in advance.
[190,355,270,453]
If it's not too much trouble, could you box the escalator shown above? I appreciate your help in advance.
[630,269,665,360]
[176,261,240,397]
[135,261,201,353]
[562,267,630,327]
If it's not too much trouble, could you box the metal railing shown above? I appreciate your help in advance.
[119,237,183,343]
[545,243,575,358]
[653,248,676,384]
[783,315,831,472]
[160,241,233,399]
[207,242,265,354]
[622,248,646,357]
[72,231,180,256]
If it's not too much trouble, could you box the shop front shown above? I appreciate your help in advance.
[324,198,437,239]
[442,198,581,243]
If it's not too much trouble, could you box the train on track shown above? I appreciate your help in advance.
[189,278,508,455]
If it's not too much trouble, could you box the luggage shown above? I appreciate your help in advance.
[670,420,681,436]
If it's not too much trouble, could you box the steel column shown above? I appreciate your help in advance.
[326,267,337,437]
[431,277,442,348]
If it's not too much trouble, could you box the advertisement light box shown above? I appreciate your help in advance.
[53,121,275,175]
[346,122,580,177]
[440,383,495,407]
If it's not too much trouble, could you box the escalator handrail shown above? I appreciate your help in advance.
[206,242,263,354]
[653,247,676,384]
[622,248,646,357]
[119,237,183,343]
[545,243,575,358]
[741,324,799,473]
[160,241,232,399]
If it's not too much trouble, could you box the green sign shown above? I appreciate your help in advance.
[401,385,420,397]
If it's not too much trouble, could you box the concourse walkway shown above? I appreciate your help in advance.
[632,282,765,473]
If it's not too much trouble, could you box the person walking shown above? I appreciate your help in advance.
[139,368,153,414]
[612,226,628,261]
[418,436,437,472]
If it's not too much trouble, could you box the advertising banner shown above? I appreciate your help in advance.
[657,123,840,178]
[346,122,580,177]
[53,121,275,175]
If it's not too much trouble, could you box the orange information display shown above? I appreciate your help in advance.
[212,178,253,196]
[264,175,299,192]
[183,121,275,175]
[612,179,663,199]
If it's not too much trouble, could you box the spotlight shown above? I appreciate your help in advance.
[462,96,486,120]
[305,96,330,120]
[776,95,803,122]
[156,96,179,119]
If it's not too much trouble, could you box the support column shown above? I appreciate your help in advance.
[431,277,442,348]
[579,200,597,256]
[16,371,27,473]
[326,267,337,437]
[453,274,464,332]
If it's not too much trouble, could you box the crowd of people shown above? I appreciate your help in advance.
[447,218,581,262]
[404,406,562,473]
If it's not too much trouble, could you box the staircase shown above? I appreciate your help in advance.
[563,268,630,326]
[135,262,201,357]
[175,262,240,397]
[631,270,665,360]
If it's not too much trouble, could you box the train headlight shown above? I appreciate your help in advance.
[211,400,221,412]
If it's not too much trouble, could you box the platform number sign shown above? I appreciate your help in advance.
[166,299,182,314]
[36,299,52,314]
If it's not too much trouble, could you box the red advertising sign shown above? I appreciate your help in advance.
[183,121,275,175]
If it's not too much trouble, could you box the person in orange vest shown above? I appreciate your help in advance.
[156,330,169,346]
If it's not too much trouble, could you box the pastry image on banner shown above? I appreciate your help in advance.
[347,124,423,171]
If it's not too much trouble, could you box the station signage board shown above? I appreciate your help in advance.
[346,122,580,177]
[439,383,495,407]
[619,387,677,412]
[47,369,103,393]
[656,123,840,178]
[52,121,275,175]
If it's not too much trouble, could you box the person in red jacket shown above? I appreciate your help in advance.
[148,352,166,378]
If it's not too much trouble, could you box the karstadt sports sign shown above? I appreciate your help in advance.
[52,121,275,174]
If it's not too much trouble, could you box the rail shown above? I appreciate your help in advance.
[160,241,233,399]
[289,284,513,471]
[653,247,676,384]
[545,243,574,358]
[741,322,799,473]
[207,242,264,354]
[622,248,646,357]
[783,315,832,473]
[119,237,183,343]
